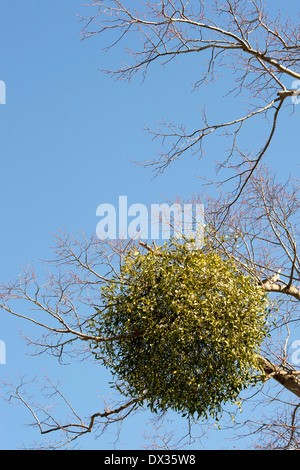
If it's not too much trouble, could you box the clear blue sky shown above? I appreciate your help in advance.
[0,0,299,450]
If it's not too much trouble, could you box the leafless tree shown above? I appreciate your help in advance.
[2,167,300,449]
[185,166,300,449]
[79,0,300,216]
[2,0,300,449]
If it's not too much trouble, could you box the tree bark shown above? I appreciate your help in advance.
[257,355,300,399]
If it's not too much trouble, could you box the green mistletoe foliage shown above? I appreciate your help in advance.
[89,241,271,420]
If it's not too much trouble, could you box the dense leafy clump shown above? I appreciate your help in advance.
[89,241,271,420]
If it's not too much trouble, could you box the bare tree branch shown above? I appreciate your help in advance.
[79,0,300,206]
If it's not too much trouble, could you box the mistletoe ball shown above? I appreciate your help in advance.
[90,241,270,420]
